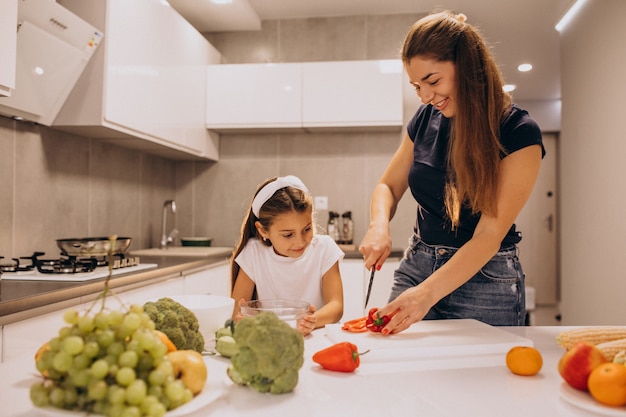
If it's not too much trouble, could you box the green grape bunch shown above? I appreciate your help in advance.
[30,304,195,417]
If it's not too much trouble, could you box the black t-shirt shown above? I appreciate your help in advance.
[407,104,544,248]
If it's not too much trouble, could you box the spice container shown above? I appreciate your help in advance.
[340,211,354,244]
[327,211,341,243]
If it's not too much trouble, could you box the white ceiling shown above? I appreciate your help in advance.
[168,0,575,102]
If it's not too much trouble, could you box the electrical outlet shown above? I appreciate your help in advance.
[314,196,328,210]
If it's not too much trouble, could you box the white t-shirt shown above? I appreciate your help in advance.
[234,234,344,309]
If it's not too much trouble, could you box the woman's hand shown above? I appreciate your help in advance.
[375,286,436,334]
[297,305,317,336]
[359,222,392,271]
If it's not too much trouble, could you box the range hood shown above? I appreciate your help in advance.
[0,0,103,126]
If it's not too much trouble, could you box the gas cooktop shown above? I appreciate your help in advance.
[1,263,157,282]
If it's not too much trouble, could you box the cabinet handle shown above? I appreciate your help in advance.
[545,214,553,232]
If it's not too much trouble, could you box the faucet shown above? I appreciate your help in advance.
[160,200,178,249]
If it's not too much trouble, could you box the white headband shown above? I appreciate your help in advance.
[252,175,309,217]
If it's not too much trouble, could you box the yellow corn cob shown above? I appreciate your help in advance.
[614,350,626,365]
[597,338,626,362]
[556,327,626,350]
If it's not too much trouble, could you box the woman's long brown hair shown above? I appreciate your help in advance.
[402,11,512,228]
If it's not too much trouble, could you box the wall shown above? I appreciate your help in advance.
[185,14,423,251]
[0,13,423,260]
[0,116,177,258]
[559,0,626,324]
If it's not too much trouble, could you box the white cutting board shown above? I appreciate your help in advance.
[325,319,533,364]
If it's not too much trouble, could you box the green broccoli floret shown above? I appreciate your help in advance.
[143,297,205,352]
[227,312,304,394]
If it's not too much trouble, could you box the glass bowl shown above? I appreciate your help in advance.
[240,299,310,327]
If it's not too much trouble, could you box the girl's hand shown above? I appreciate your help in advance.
[296,305,316,336]
[233,298,247,322]
[359,222,392,270]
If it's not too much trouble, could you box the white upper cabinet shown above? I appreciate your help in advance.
[302,60,403,130]
[55,0,221,160]
[205,60,403,133]
[0,0,17,97]
[206,63,302,131]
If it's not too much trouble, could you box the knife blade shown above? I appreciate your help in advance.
[364,267,375,309]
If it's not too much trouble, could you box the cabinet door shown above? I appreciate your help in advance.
[339,260,367,321]
[2,302,79,362]
[302,60,403,129]
[206,63,302,130]
[56,0,220,159]
[106,276,186,307]
[104,0,217,155]
[0,0,17,97]
[183,262,230,297]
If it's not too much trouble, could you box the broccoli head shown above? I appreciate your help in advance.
[143,297,205,352]
[227,311,304,394]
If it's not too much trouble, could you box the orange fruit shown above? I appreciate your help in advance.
[588,362,626,406]
[34,341,51,376]
[154,330,178,352]
[34,341,50,363]
[505,346,543,376]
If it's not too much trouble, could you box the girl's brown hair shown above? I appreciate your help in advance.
[229,177,314,293]
[402,11,512,228]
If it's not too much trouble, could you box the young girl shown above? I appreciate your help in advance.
[230,175,344,336]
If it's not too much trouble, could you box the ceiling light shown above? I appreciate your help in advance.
[33,66,44,76]
[518,64,533,72]
[211,0,233,4]
[555,0,588,32]
[503,84,516,93]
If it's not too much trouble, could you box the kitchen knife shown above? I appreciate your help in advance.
[364,267,375,308]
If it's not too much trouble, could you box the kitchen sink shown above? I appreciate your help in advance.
[129,246,233,258]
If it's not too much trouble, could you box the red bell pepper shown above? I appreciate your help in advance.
[365,307,390,333]
[312,342,368,373]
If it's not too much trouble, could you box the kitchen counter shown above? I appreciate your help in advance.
[0,324,615,417]
[0,252,233,325]
[0,245,402,325]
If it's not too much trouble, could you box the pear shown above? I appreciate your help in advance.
[167,350,208,395]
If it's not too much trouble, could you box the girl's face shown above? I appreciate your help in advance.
[406,56,457,118]
[256,210,314,258]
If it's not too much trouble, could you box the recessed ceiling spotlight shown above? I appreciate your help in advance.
[518,64,533,72]
[211,0,233,4]
[503,84,516,93]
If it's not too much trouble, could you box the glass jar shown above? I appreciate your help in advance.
[341,211,353,244]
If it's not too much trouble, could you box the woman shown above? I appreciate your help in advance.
[359,11,544,333]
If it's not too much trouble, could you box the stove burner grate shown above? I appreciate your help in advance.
[36,257,98,274]
[0,252,43,273]
[1,252,141,274]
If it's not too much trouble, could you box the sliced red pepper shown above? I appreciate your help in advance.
[312,342,368,372]
[365,307,390,333]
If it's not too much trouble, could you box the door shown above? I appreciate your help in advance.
[516,133,558,305]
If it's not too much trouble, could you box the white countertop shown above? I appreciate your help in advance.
[1,325,621,417]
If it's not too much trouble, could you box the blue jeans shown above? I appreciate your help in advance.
[389,235,526,326]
